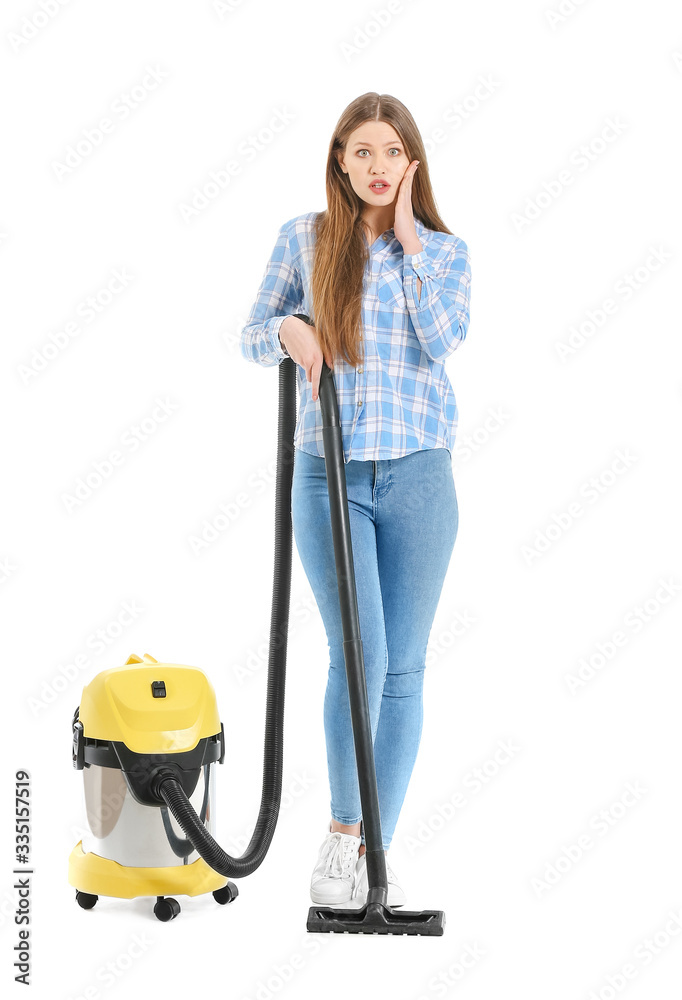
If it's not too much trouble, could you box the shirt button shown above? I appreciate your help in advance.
[382,234,390,241]
[357,368,363,373]
[357,400,363,406]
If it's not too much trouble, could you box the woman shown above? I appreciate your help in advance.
[241,92,471,908]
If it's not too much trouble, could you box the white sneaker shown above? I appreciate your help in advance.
[352,851,407,907]
[310,827,362,904]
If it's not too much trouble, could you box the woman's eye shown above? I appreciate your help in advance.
[357,148,402,156]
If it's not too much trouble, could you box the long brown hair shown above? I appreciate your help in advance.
[310,92,453,368]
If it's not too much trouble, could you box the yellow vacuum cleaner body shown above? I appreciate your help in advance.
[69,654,232,919]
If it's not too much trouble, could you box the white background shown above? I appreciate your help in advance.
[2,0,681,997]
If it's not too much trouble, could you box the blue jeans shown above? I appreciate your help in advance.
[291,446,458,850]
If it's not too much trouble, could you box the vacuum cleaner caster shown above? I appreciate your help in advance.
[153,896,181,921]
[213,881,239,905]
[75,891,98,910]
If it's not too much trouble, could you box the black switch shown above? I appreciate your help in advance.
[151,680,166,698]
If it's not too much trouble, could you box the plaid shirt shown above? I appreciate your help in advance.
[240,212,471,463]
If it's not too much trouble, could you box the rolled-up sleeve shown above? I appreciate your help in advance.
[402,238,471,362]
[241,220,304,367]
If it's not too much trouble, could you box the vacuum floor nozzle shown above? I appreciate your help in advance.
[307,901,445,936]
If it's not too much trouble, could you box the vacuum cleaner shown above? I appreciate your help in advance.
[69,314,445,935]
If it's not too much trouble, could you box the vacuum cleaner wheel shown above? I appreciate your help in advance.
[213,881,239,904]
[153,896,181,921]
[75,891,98,910]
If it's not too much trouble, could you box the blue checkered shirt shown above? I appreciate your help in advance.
[240,212,471,463]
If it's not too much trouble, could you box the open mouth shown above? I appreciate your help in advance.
[369,182,390,191]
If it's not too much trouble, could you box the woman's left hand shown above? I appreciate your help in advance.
[393,160,423,254]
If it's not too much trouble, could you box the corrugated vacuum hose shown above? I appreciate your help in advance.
[152,344,299,878]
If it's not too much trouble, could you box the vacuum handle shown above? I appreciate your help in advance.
[290,312,336,406]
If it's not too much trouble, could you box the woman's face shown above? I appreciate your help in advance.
[337,120,410,208]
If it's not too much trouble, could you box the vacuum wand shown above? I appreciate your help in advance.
[292,314,445,936]
[317,361,389,904]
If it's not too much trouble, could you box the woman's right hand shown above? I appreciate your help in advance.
[279,316,334,402]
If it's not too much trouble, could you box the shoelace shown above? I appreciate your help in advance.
[323,833,357,879]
